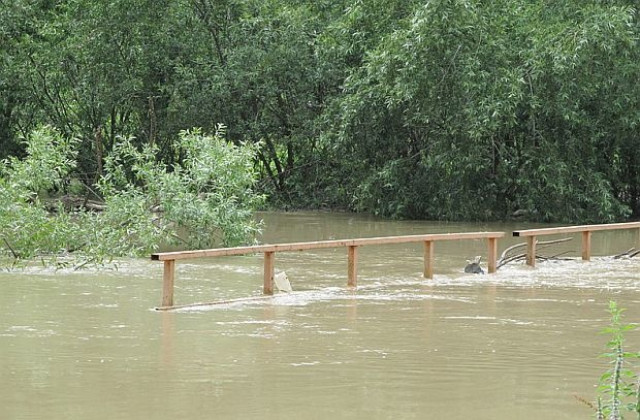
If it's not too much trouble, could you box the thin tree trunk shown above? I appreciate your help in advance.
[94,125,103,181]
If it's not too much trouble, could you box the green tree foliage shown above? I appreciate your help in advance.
[0,127,80,260]
[168,0,329,203]
[99,125,263,250]
[1,0,639,223]
[0,126,262,266]
[333,0,638,221]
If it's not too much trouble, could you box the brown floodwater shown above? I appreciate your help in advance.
[1,211,639,419]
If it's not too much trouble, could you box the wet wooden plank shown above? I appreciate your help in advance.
[487,237,498,273]
[347,246,358,287]
[152,232,506,261]
[513,222,640,237]
[526,236,537,267]
[155,294,278,311]
[161,260,175,307]
[263,252,275,295]
[582,231,592,261]
[423,241,434,279]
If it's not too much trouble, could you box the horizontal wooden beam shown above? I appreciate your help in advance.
[151,232,506,261]
[513,222,640,237]
[155,294,278,311]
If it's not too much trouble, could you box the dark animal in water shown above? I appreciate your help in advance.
[464,256,485,274]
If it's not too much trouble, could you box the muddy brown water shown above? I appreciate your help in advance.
[1,212,639,419]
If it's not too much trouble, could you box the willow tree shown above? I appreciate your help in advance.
[331,0,638,222]
[0,126,263,267]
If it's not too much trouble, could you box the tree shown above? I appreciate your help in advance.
[330,0,638,221]
[0,126,263,267]
[1,0,638,222]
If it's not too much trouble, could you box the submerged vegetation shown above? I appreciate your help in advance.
[1,0,639,224]
[0,126,262,267]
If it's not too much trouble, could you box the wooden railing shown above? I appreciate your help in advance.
[151,231,505,309]
[513,222,640,267]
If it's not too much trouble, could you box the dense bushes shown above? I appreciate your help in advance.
[0,126,262,265]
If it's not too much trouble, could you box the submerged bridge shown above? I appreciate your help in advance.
[151,222,640,310]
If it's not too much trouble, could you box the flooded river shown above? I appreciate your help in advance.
[1,212,639,419]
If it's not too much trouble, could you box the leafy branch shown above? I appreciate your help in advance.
[578,301,640,420]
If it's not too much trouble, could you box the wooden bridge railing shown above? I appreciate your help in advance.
[151,231,505,309]
[513,222,640,267]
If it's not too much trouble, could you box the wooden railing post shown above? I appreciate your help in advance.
[423,241,434,279]
[581,231,592,261]
[487,237,498,274]
[263,252,275,295]
[526,236,537,267]
[162,259,176,307]
[347,246,358,287]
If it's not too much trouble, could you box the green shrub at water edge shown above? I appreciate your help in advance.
[0,125,264,268]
